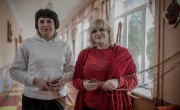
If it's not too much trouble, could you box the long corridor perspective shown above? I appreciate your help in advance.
[1,0,180,110]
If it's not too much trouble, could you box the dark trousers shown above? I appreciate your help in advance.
[83,106,98,110]
[22,94,64,110]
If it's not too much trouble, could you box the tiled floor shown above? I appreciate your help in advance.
[0,82,23,110]
[0,81,77,110]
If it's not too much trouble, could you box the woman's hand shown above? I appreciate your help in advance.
[33,77,51,91]
[83,79,98,91]
[102,78,119,91]
[48,78,63,92]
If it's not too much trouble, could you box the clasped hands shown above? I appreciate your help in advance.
[33,77,63,92]
[83,78,119,91]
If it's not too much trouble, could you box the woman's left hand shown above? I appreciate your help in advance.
[102,78,119,91]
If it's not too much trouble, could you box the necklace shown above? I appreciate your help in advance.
[95,47,111,64]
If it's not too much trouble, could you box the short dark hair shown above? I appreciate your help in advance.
[35,8,60,30]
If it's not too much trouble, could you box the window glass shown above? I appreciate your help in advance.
[83,19,89,30]
[127,11,142,73]
[64,32,67,42]
[114,0,145,17]
[67,30,72,50]
[144,7,154,90]
[83,31,88,49]
[75,23,82,60]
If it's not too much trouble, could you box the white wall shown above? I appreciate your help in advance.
[154,0,180,106]
[0,0,23,68]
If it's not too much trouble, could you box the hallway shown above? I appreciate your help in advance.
[1,0,180,110]
[0,81,77,110]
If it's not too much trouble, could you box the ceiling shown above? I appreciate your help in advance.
[7,0,88,38]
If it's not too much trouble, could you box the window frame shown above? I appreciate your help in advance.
[75,19,89,60]
[111,1,154,99]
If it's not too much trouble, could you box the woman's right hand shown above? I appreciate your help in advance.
[83,79,98,91]
[33,77,51,91]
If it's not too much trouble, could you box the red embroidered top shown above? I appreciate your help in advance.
[83,47,112,108]
[73,44,138,110]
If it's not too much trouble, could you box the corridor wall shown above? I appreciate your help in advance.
[0,0,23,105]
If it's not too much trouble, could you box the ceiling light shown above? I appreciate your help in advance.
[46,0,54,10]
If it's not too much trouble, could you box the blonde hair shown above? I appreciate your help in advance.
[88,19,114,48]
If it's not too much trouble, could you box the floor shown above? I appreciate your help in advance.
[0,81,77,110]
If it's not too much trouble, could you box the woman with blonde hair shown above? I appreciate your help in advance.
[73,18,138,110]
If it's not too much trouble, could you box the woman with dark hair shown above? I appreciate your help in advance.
[9,8,75,110]
[73,19,138,110]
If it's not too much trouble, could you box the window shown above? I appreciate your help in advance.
[67,30,73,50]
[82,19,90,49]
[63,32,68,42]
[112,0,155,99]
[75,23,82,60]
[75,18,90,60]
